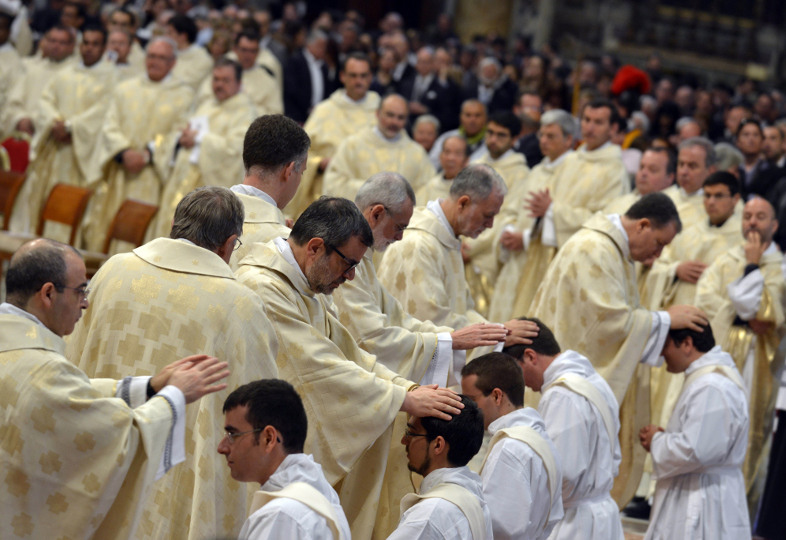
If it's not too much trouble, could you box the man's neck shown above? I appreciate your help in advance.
[243,176,284,208]
[439,199,460,237]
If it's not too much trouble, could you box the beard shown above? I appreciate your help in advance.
[407,455,430,477]
[306,254,344,295]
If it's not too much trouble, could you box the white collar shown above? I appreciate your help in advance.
[230,184,278,207]
[0,302,46,328]
[273,237,310,289]
[427,199,456,238]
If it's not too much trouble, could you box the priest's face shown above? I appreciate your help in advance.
[538,123,572,162]
[377,96,408,139]
[456,189,504,238]
[580,105,615,152]
[519,352,544,392]
[146,40,176,82]
[373,201,413,252]
[233,36,259,70]
[440,136,469,179]
[676,145,712,195]
[628,219,678,266]
[661,337,692,374]
[218,406,269,484]
[485,121,514,160]
[306,236,366,294]
[211,65,241,102]
[50,251,89,337]
[703,183,739,226]
[79,30,105,67]
[742,197,778,245]
[339,57,372,101]
[635,150,673,196]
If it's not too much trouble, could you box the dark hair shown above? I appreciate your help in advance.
[585,98,623,131]
[645,146,677,176]
[214,57,242,82]
[503,317,561,360]
[488,111,522,138]
[340,51,371,72]
[703,171,740,196]
[222,379,307,453]
[290,196,373,250]
[668,324,715,353]
[63,2,86,21]
[110,6,137,27]
[81,24,107,46]
[6,240,81,306]
[736,117,764,139]
[243,114,311,174]
[624,192,682,232]
[170,186,244,250]
[461,352,524,407]
[234,30,260,46]
[167,14,198,44]
[421,395,484,467]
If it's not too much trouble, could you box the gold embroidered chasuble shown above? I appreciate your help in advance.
[529,213,654,508]
[0,315,179,540]
[86,75,193,251]
[14,61,118,243]
[415,173,452,207]
[170,44,213,90]
[66,238,278,540]
[378,206,488,329]
[195,64,282,115]
[235,240,411,539]
[695,245,786,506]
[229,192,291,270]
[323,126,436,202]
[285,89,380,219]
[153,92,257,238]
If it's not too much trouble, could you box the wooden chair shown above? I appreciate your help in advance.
[35,184,93,246]
[83,199,159,276]
[0,170,25,230]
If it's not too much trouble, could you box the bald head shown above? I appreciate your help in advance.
[377,94,408,139]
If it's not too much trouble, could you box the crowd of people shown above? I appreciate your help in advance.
[2,2,786,540]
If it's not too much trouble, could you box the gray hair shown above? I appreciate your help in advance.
[540,109,575,138]
[676,117,699,131]
[170,186,244,251]
[678,136,716,167]
[6,239,81,307]
[714,142,744,171]
[147,36,178,58]
[413,114,440,133]
[449,163,507,200]
[290,196,373,249]
[479,56,501,72]
[307,29,328,45]
[355,172,415,213]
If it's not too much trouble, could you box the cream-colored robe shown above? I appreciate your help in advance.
[229,191,291,270]
[0,42,21,127]
[235,240,412,540]
[487,156,568,323]
[286,89,380,219]
[529,213,654,509]
[332,249,456,538]
[603,190,642,215]
[66,237,278,540]
[378,206,488,329]
[195,64,282,115]
[87,75,193,252]
[323,126,435,202]
[171,44,213,90]
[663,185,705,231]
[152,92,257,238]
[695,245,786,509]
[416,173,453,206]
[644,215,743,428]
[0,314,181,540]
[12,61,117,243]
[463,149,531,316]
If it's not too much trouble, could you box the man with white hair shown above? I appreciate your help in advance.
[86,36,193,252]
[665,136,718,231]
[461,56,517,115]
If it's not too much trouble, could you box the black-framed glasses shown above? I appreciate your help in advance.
[56,284,90,299]
[330,245,359,273]
[223,428,262,444]
[234,238,243,251]
[403,429,429,440]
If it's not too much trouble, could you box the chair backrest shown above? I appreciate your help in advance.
[1,136,31,173]
[0,170,26,230]
[36,184,92,245]
[102,199,159,254]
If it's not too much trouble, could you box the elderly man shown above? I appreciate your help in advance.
[219,379,351,540]
[640,325,749,540]
[229,114,311,267]
[604,147,675,214]
[154,59,257,237]
[86,36,193,252]
[323,94,435,200]
[12,25,116,242]
[399,46,459,132]
[165,14,212,89]
[665,136,717,231]
[503,319,624,540]
[696,196,786,512]
[287,52,380,218]
[235,197,463,539]
[387,397,493,540]
[417,137,468,205]
[461,56,517,116]
[0,238,228,539]
[530,193,708,506]
[488,109,575,322]
[284,29,329,124]
[461,353,563,540]
[429,99,488,167]
[68,187,278,539]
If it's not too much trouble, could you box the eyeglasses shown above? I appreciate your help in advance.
[234,238,243,251]
[703,192,733,200]
[56,285,90,299]
[330,245,359,273]
[403,429,429,440]
[223,428,262,444]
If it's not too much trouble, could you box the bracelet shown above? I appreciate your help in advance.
[407,383,420,392]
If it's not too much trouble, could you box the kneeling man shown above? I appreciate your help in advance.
[219,379,351,540]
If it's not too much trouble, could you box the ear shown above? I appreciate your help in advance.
[491,387,505,406]
[368,203,386,226]
[431,435,448,457]
[282,161,296,182]
[216,234,237,264]
[457,194,471,210]
[261,425,279,451]
[305,237,326,259]
[637,217,652,232]
[39,282,58,309]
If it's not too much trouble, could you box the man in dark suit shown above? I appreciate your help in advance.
[461,57,517,116]
[399,46,461,133]
[284,29,329,123]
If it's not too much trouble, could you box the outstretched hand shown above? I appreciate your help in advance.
[503,318,539,346]
[401,384,463,421]
[451,322,508,350]
[667,305,709,332]
[158,355,230,403]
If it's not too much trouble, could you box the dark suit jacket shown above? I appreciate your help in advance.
[400,75,461,132]
[284,50,328,124]
[461,74,518,115]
